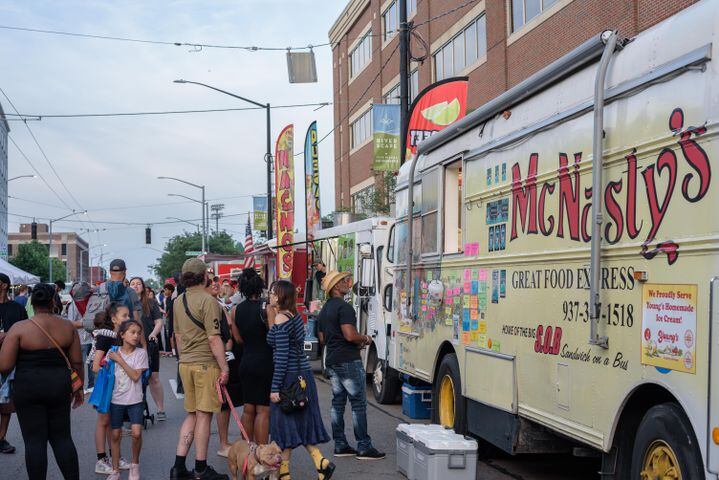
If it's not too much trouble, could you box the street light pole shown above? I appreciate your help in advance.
[167,217,201,233]
[49,210,87,283]
[8,175,36,182]
[159,176,207,253]
[173,79,273,239]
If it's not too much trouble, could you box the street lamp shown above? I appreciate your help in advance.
[8,175,36,182]
[173,79,273,240]
[158,176,207,253]
[49,210,87,283]
[167,217,201,233]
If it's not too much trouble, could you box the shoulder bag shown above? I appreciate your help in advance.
[29,319,83,394]
[278,313,309,414]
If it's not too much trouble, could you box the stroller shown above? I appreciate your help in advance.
[140,340,158,429]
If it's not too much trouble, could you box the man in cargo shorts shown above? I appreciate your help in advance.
[170,258,229,480]
[319,270,385,460]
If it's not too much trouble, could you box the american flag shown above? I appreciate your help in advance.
[243,218,256,269]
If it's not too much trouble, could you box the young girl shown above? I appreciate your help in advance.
[106,320,148,480]
[92,302,131,475]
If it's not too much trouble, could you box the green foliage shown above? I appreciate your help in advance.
[152,231,243,280]
[10,240,67,282]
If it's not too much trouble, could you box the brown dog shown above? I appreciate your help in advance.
[228,439,283,480]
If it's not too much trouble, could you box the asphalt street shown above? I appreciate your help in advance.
[1,357,600,479]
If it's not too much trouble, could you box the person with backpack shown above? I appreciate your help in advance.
[65,282,95,393]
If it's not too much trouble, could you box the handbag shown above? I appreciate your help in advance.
[278,314,309,414]
[89,347,116,414]
[30,319,83,394]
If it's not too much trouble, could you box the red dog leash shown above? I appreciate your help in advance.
[216,381,250,442]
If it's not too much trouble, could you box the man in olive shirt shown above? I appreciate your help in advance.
[170,259,229,480]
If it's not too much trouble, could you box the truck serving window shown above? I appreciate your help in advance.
[444,161,462,254]
[421,168,440,255]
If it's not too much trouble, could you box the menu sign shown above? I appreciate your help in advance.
[641,284,697,374]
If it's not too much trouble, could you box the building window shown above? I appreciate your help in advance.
[61,243,67,256]
[433,15,487,81]
[383,0,418,42]
[7,244,11,257]
[512,0,558,31]
[352,185,375,215]
[350,30,372,78]
[382,70,419,105]
[350,108,372,149]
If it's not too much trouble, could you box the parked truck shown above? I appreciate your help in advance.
[391,2,719,478]
[311,217,402,403]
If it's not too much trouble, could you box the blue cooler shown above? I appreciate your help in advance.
[402,383,432,419]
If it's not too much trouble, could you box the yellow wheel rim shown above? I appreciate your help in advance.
[438,375,455,428]
[640,440,682,480]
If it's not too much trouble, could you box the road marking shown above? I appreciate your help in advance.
[169,379,184,399]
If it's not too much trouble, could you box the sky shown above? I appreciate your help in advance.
[0,0,345,278]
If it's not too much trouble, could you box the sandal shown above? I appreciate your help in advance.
[279,474,291,479]
[317,458,336,480]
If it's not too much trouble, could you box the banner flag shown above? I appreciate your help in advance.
[304,121,321,241]
[372,104,401,172]
[274,125,295,280]
[252,196,268,232]
[405,77,469,163]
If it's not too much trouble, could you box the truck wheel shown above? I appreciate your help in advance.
[630,403,704,480]
[372,358,400,404]
[432,354,466,433]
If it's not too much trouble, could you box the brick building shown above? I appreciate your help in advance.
[8,223,90,282]
[329,0,697,212]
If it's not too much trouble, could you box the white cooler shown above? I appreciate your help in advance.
[413,430,478,480]
[395,423,447,478]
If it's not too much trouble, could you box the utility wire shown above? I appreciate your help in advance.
[4,102,332,120]
[412,0,478,27]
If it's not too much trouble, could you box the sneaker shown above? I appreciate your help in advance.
[356,447,386,460]
[169,466,195,480]
[0,439,15,454]
[157,411,167,421]
[95,458,113,475]
[119,457,131,470]
[129,463,140,480]
[195,465,229,480]
[84,387,94,395]
[107,471,121,480]
[217,446,230,458]
[333,446,358,457]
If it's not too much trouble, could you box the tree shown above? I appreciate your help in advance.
[10,240,67,283]
[152,231,242,280]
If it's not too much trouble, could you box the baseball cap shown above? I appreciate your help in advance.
[182,258,207,275]
[109,259,127,272]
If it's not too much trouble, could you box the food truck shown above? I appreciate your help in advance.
[391,2,719,477]
[312,217,401,403]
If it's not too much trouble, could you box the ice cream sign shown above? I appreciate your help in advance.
[641,284,697,373]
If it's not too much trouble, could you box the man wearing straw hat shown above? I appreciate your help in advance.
[318,271,385,461]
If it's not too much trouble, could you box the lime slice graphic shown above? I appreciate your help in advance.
[420,98,461,126]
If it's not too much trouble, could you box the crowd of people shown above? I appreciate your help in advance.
[0,256,384,480]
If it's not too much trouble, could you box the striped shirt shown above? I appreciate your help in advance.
[267,313,309,392]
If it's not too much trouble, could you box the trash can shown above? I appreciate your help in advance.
[413,430,478,480]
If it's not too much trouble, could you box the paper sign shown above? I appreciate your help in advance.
[462,332,471,345]
[478,321,487,334]
[478,269,488,281]
[464,268,472,281]
[463,282,471,294]
[641,284,697,374]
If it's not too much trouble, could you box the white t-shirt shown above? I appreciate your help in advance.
[111,348,149,405]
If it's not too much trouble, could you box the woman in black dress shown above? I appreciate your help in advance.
[231,268,273,444]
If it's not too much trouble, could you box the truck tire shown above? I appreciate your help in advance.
[372,358,401,404]
[630,402,704,480]
[432,354,466,434]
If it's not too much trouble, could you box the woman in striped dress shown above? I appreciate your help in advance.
[267,280,334,480]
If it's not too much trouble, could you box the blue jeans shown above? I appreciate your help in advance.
[81,343,95,388]
[326,359,372,452]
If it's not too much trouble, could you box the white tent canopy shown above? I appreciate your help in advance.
[0,258,41,285]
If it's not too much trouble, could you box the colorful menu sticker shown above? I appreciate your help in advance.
[641,284,697,374]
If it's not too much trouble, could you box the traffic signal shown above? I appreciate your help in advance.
[31,222,37,240]
[145,227,152,244]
